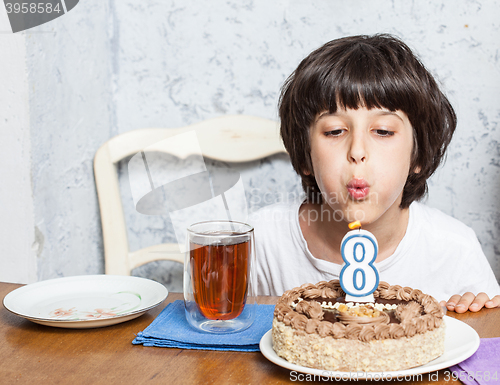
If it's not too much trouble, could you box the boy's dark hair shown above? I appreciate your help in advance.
[279,34,456,208]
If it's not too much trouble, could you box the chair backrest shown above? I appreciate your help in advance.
[94,115,287,276]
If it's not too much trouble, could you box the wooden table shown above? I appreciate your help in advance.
[1,282,499,384]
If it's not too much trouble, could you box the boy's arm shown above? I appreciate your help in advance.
[439,293,500,313]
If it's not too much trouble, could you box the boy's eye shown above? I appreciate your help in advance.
[374,129,395,137]
[325,128,346,137]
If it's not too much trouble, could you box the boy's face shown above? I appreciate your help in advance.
[308,106,414,225]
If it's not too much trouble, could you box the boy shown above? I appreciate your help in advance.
[251,34,500,313]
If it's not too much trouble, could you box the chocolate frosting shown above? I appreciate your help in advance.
[332,322,346,338]
[274,280,444,342]
[295,300,324,320]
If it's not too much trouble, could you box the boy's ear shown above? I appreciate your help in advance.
[303,168,315,176]
[304,158,314,176]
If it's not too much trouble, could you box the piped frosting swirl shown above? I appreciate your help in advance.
[273,280,444,342]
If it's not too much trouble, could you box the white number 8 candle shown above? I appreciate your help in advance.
[340,221,380,303]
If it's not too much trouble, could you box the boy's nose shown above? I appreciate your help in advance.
[348,134,367,164]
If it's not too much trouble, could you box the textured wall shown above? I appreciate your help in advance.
[0,13,37,283]
[26,2,115,279]
[25,0,500,292]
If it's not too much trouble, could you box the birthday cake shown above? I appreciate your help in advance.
[272,280,445,372]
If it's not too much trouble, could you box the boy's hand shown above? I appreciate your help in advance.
[439,293,500,313]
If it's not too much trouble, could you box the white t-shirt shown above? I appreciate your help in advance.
[249,200,500,302]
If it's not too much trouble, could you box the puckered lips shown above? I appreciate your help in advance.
[347,178,370,200]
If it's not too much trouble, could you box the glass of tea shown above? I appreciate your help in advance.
[183,220,256,333]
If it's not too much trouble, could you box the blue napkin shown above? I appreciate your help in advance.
[132,300,274,352]
[448,337,500,385]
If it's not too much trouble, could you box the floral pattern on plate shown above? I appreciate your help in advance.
[48,291,142,320]
[3,275,168,328]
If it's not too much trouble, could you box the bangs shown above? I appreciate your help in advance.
[304,38,422,118]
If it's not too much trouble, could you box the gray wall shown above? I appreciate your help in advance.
[17,0,500,292]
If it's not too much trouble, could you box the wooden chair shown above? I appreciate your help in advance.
[94,115,287,276]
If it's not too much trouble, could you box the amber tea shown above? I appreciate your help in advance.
[190,232,250,320]
[185,221,255,333]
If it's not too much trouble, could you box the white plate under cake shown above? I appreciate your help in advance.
[272,280,445,372]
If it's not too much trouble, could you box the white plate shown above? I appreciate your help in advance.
[3,275,168,328]
[260,316,479,380]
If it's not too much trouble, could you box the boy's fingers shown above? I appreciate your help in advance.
[485,295,500,308]
[445,294,463,311]
[468,292,489,312]
[453,292,476,313]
